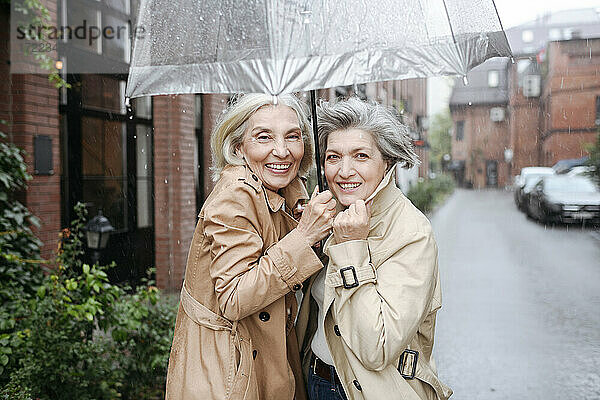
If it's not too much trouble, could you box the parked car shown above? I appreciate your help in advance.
[518,175,546,212]
[566,165,595,177]
[514,167,555,210]
[527,175,600,224]
[551,156,589,174]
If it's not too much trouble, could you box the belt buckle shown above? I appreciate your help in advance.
[398,349,418,379]
[340,266,359,289]
[312,355,318,376]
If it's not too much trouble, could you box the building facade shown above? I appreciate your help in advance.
[449,8,600,189]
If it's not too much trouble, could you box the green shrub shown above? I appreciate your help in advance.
[0,132,178,399]
[2,204,178,399]
[407,174,455,213]
[0,129,45,380]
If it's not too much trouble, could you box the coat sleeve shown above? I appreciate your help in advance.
[325,230,438,371]
[204,182,323,321]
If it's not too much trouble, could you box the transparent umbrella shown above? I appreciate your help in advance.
[126,0,512,185]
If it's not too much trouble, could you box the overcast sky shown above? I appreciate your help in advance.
[494,0,599,28]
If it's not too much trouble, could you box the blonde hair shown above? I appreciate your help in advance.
[210,93,314,181]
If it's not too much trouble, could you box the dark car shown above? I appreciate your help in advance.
[527,175,600,224]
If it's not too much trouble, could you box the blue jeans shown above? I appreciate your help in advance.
[307,362,348,400]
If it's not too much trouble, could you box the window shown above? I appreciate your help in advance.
[135,124,153,228]
[456,121,464,141]
[488,70,499,88]
[62,0,132,69]
[521,30,533,43]
[81,117,127,230]
[61,73,154,283]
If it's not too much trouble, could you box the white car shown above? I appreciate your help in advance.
[514,167,555,188]
[566,166,595,177]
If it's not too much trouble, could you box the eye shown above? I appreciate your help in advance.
[255,132,272,142]
[325,154,339,161]
[356,153,369,159]
[286,132,302,142]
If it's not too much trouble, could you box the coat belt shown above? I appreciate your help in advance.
[180,282,234,332]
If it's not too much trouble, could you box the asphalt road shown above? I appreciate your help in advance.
[430,189,600,400]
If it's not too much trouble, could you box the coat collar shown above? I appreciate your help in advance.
[264,177,309,214]
[364,166,399,217]
[222,164,308,213]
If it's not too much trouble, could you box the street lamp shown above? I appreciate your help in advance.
[84,210,114,265]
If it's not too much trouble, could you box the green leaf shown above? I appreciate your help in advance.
[83,264,90,274]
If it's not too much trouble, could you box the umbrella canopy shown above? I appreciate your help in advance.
[126,0,512,99]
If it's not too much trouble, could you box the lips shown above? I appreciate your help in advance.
[337,182,361,191]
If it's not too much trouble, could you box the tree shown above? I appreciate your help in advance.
[428,110,453,172]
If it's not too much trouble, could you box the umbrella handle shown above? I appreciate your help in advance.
[310,90,325,191]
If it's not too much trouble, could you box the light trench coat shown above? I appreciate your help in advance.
[296,168,453,400]
[165,165,323,400]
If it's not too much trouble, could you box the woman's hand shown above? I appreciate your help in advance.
[295,187,336,246]
[332,199,371,243]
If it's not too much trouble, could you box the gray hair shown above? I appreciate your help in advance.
[210,93,313,181]
[317,97,419,170]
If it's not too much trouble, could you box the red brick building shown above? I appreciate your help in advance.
[540,39,600,165]
[449,58,511,188]
[449,9,600,189]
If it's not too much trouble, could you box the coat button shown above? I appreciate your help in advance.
[259,311,270,322]
[292,283,302,291]
[253,350,257,359]
[353,380,362,391]
[251,174,258,181]
[334,325,341,336]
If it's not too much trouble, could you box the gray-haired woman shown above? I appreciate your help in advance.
[296,97,452,400]
[166,93,336,400]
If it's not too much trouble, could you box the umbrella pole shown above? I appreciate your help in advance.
[310,90,325,191]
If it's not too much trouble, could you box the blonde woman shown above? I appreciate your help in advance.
[166,93,336,400]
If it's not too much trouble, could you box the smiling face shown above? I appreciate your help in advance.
[324,128,387,207]
[238,105,304,191]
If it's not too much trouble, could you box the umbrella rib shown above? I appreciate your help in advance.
[441,0,466,76]
[214,13,223,62]
[490,0,514,59]
[440,0,457,45]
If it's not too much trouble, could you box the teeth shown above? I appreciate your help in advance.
[339,183,360,190]
[266,163,290,170]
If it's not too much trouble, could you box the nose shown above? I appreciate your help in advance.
[272,137,290,158]
[338,157,354,178]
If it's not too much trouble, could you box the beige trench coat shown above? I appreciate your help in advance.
[166,165,323,400]
[297,169,452,400]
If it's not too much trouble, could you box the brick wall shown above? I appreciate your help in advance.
[541,39,600,166]
[2,1,61,260]
[508,60,543,173]
[153,95,197,291]
[451,105,510,188]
